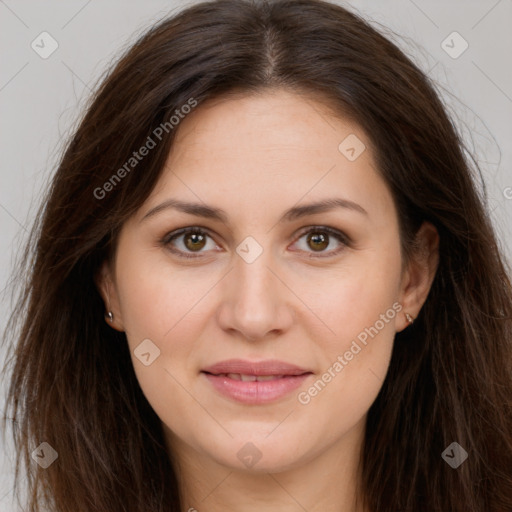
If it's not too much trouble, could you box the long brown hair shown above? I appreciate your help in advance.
[2,0,512,510]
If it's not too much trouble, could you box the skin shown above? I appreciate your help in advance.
[97,88,439,512]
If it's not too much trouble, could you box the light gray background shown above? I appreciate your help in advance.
[1,0,511,509]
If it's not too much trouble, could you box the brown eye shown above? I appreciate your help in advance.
[293,226,349,257]
[307,231,329,251]
[184,231,207,251]
[163,228,217,259]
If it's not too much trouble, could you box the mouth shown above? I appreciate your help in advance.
[207,373,292,382]
[201,359,313,404]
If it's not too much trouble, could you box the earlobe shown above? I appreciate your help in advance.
[397,222,440,332]
[405,312,415,325]
[94,261,125,332]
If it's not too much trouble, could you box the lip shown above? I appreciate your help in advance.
[201,359,313,405]
[202,359,311,376]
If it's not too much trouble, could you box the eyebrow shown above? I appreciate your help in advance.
[141,197,368,224]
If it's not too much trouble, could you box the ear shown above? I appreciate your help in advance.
[94,260,125,332]
[396,221,439,332]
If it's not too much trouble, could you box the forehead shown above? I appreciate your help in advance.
[171,88,359,157]
[134,88,395,230]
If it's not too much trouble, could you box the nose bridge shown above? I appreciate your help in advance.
[218,238,293,340]
[237,249,275,301]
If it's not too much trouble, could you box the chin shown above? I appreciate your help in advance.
[199,430,315,474]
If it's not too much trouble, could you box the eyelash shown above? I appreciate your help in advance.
[160,226,350,260]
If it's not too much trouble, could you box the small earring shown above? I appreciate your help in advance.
[405,312,414,325]
[106,311,114,322]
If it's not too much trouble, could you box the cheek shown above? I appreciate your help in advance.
[113,247,213,403]
[115,259,212,436]
[291,245,401,412]
[298,246,402,354]
[295,287,398,442]
[116,245,213,343]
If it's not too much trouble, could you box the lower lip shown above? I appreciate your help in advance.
[202,372,311,404]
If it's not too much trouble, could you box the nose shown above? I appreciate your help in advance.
[216,247,295,342]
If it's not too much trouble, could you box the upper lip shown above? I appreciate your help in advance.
[202,359,312,376]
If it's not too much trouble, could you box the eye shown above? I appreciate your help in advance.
[291,226,349,257]
[161,225,350,260]
[162,227,218,259]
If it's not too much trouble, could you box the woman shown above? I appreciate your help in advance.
[2,0,512,511]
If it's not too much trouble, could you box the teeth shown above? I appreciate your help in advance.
[240,374,257,382]
[223,373,285,382]
[226,373,244,381]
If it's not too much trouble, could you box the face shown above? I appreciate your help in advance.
[99,88,436,474]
